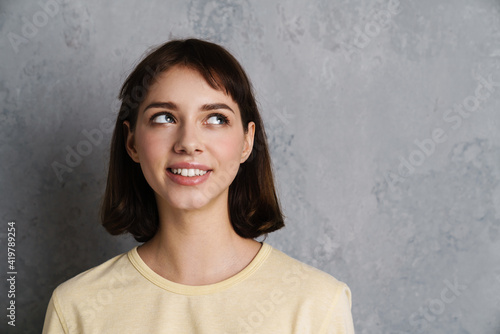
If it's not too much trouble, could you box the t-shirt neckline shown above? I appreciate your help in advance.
[127,242,272,295]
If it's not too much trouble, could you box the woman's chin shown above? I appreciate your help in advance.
[160,193,214,212]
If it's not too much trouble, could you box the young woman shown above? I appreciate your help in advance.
[42,39,354,333]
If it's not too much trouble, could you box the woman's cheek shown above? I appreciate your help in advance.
[138,132,167,163]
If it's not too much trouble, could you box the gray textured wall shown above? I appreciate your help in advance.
[1,0,500,333]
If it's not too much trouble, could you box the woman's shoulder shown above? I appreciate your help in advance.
[52,248,136,299]
[266,244,348,284]
[262,243,352,304]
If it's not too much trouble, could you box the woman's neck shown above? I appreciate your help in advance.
[137,201,261,286]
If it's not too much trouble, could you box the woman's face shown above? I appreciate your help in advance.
[124,65,255,212]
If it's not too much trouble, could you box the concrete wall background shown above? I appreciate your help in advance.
[1,0,500,333]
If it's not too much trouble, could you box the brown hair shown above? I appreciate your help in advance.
[101,38,284,242]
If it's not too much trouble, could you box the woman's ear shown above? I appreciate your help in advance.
[123,121,140,163]
[240,121,255,163]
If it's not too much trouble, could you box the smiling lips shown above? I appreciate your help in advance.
[170,168,208,177]
[166,163,212,186]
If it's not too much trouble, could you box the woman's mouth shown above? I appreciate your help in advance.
[166,168,212,185]
[168,168,208,177]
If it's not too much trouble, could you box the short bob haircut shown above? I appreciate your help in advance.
[101,38,285,242]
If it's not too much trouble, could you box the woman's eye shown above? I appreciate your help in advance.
[152,113,175,124]
[206,114,229,125]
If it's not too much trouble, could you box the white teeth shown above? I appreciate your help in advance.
[170,168,208,177]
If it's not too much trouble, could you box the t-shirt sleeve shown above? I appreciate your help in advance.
[321,283,355,334]
[42,291,67,334]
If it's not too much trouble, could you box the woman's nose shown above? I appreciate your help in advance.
[173,123,203,155]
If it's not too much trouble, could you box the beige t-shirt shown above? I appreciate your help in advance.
[42,243,354,333]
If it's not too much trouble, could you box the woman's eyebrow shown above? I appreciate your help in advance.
[201,103,234,114]
[143,102,178,112]
[143,102,234,114]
